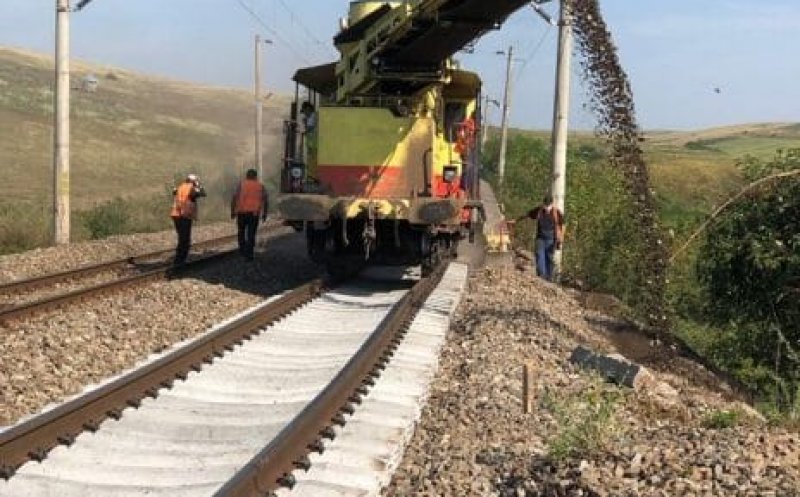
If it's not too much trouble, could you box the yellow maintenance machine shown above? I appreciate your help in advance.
[278,0,533,273]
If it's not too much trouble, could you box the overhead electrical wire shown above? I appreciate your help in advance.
[272,0,337,60]
[234,0,314,65]
[514,24,554,83]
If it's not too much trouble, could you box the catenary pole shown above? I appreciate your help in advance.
[497,45,513,186]
[254,34,263,179]
[550,0,573,279]
[53,0,70,244]
[481,94,490,149]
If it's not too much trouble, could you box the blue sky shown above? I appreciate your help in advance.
[1,0,798,130]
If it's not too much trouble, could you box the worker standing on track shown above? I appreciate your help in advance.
[170,174,206,266]
[516,194,564,281]
[231,168,268,261]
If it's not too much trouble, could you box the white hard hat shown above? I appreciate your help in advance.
[187,174,198,182]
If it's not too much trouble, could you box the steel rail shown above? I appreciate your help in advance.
[0,248,238,324]
[214,263,446,497]
[0,279,325,479]
[0,234,241,296]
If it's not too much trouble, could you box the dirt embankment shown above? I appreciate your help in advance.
[385,263,799,497]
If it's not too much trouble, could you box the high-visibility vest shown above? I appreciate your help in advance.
[171,182,197,220]
[235,179,265,214]
[455,118,476,156]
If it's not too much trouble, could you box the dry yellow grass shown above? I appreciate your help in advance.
[0,47,289,208]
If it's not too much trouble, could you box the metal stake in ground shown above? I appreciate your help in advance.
[523,362,535,414]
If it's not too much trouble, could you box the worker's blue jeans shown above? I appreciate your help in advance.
[535,238,556,281]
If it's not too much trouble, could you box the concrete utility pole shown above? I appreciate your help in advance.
[497,45,513,186]
[53,0,70,245]
[550,0,573,277]
[254,34,263,179]
[482,96,501,151]
[481,94,491,149]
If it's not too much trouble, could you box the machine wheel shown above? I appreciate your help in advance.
[421,239,442,277]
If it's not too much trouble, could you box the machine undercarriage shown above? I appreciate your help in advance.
[305,218,460,276]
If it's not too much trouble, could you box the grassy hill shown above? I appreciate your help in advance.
[0,47,289,206]
[0,47,290,251]
[644,123,800,234]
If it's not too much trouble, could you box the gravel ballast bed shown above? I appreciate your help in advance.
[0,269,126,307]
[0,228,320,426]
[0,222,237,284]
[384,266,799,497]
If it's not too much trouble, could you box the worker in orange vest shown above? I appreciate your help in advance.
[170,173,206,265]
[231,169,269,261]
[454,111,477,159]
[454,111,478,193]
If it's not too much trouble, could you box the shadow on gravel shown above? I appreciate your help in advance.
[171,228,421,306]
[483,450,602,497]
[171,230,325,299]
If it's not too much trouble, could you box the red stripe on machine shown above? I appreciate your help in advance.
[317,165,405,197]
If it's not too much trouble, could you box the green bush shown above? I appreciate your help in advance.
[482,134,649,315]
[694,149,800,414]
[0,202,51,254]
[79,197,131,240]
[702,409,742,429]
[542,381,624,461]
[684,139,716,152]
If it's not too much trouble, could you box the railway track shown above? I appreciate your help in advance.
[0,262,466,497]
[0,230,269,324]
